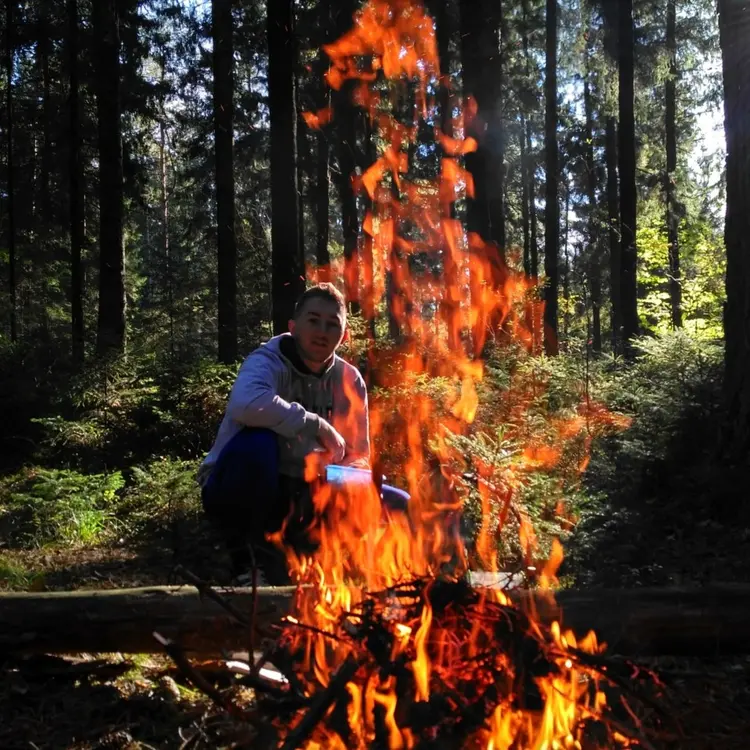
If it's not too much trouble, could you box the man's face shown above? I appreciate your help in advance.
[289,297,346,366]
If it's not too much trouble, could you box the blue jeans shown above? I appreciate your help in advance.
[202,427,409,579]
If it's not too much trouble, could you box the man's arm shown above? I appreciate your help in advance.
[226,352,320,439]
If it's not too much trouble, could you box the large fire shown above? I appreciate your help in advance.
[270,2,635,748]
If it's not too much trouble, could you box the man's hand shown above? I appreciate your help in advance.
[317,418,347,463]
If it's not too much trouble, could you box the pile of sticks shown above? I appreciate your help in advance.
[161,572,666,749]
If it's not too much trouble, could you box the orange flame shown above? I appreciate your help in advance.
[273,2,633,748]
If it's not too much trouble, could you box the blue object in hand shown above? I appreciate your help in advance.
[325,464,410,512]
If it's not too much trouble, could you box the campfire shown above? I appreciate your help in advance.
[240,2,645,747]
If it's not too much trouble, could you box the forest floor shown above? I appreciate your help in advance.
[2,502,750,749]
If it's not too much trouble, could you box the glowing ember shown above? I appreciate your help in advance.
[272,1,637,747]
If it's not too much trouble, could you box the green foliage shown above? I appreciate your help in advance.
[0,468,125,548]
[20,356,237,471]
[450,346,610,570]
[594,331,722,457]
[567,330,725,586]
[117,458,201,537]
[637,198,726,337]
[0,554,40,590]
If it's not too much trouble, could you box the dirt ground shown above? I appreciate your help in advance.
[2,517,750,749]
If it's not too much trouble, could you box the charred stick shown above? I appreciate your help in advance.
[279,654,361,750]
[248,546,259,658]
[174,565,249,627]
[283,618,347,643]
[563,647,670,721]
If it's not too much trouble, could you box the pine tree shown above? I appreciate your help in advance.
[268,0,304,332]
[94,0,126,356]
[212,0,238,362]
[67,0,84,364]
[665,0,682,328]
[4,0,17,342]
[617,0,638,353]
[719,0,750,459]
[543,0,559,355]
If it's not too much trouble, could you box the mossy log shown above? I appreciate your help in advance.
[1,584,748,656]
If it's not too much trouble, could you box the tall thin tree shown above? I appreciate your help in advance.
[94,0,126,356]
[427,0,461,347]
[38,0,53,225]
[521,0,539,282]
[665,0,682,328]
[618,0,639,352]
[315,124,330,271]
[583,23,602,352]
[332,0,360,312]
[67,0,84,364]
[459,0,506,249]
[212,0,237,362]
[312,0,331,276]
[544,0,559,355]
[602,0,621,348]
[606,116,620,347]
[268,0,304,332]
[159,54,174,355]
[718,0,750,459]
[4,0,17,342]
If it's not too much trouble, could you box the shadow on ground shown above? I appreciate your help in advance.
[0,654,260,750]
[1,513,234,593]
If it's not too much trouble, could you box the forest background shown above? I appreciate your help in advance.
[1,0,749,594]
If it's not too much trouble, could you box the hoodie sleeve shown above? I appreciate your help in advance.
[339,366,371,468]
[226,350,321,439]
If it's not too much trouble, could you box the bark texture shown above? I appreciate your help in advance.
[213,0,238,361]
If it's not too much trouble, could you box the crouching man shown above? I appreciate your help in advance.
[198,283,373,585]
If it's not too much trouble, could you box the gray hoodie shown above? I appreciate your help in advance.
[199,334,370,483]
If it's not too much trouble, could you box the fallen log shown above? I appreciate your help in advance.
[1,584,748,656]
[0,585,295,657]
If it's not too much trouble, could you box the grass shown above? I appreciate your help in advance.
[0,554,40,590]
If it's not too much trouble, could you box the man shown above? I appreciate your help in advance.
[199,283,371,584]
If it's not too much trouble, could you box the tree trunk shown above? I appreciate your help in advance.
[296,70,308,265]
[718,0,750,461]
[314,0,331,275]
[332,1,360,313]
[5,584,750,657]
[315,129,330,272]
[427,0,461,348]
[543,0,559,355]
[5,0,17,343]
[583,35,602,353]
[665,0,682,329]
[606,115,620,350]
[562,176,570,345]
[159,58,174,357]
[212,0,238,362]
[520,116,531,278]
[38,0,53,225]
[618,0,638,354]
[36,0,52,334]
[459,0,505,250]
[460,0,508,350]
[528,121,539,281]
[67,0,84,365]
[268,0,305,333]
[94,0,126,357]
[521,0,539,283]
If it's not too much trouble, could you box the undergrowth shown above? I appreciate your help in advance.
[0,330,732,588]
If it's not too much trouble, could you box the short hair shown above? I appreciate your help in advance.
[293,282,347,320]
